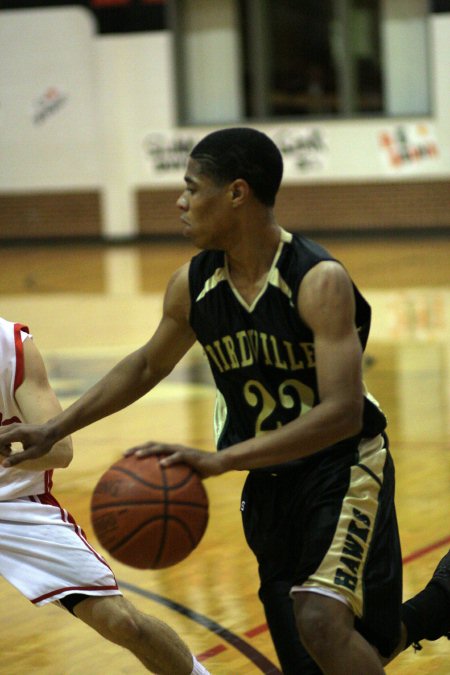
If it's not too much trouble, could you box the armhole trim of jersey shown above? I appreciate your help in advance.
[13,323,29,393]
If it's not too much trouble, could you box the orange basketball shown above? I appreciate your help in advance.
[90,454,209,569]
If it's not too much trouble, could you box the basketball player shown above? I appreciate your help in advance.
[0,317,209,675]
[1,128,449,674]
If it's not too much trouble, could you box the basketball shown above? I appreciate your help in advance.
[90,454,209,569]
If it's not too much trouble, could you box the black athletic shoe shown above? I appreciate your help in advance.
[402,549,450,651]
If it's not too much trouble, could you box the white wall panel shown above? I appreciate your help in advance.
[0,7,100,188]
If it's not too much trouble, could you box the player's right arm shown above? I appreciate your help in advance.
[0,264,196,467]
[11,336,73,471]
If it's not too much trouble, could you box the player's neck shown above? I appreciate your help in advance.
[226,221,281,280]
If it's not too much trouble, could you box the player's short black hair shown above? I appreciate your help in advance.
[190,127,283,207]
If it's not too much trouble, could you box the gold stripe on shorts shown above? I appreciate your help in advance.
[300,434,387,617]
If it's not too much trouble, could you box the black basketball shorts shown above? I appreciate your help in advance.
[241,433,402,658]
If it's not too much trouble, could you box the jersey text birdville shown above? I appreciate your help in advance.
[203,330,316,373]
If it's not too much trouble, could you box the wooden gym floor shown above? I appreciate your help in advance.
[0,234,449,674]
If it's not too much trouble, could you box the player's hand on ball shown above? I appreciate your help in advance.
[125,442,225,478]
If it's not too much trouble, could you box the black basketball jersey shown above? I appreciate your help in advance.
[189,230,386,463]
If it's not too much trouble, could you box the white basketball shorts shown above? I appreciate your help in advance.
[0,493,121,606]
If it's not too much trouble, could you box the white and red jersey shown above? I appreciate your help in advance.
[0,319,120,606]
[0,318,53,500]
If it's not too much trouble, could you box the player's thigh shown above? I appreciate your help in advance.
[298,438,401,658]
[241,460,349,584]
[241,470,300,584]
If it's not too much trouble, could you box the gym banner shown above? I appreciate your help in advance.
[377,123,440,174]
[141,127,329,181]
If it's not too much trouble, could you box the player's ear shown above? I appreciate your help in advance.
[229,179,248,206]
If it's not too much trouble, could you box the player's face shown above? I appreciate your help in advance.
[176,158,235,250]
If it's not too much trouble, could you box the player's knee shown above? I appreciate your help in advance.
[294,596,331,648]
[293,593,347,656]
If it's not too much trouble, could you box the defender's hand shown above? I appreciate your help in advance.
[0,423,55,467]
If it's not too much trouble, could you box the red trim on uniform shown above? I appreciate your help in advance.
[44,470,54,493]
[13,324,29,392]
[34,492,119,569]
[32,584,120,605]
[27,492,120,605]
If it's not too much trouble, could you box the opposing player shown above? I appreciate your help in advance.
[1,128,449,673]
[0,317,209,675]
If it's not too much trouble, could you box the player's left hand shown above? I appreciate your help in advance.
[124,442,226,478]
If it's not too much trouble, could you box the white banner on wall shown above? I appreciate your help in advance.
[271,127,329,174]
[142,131,199,176]
[141,126,329,183]
[377,123,440,174]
